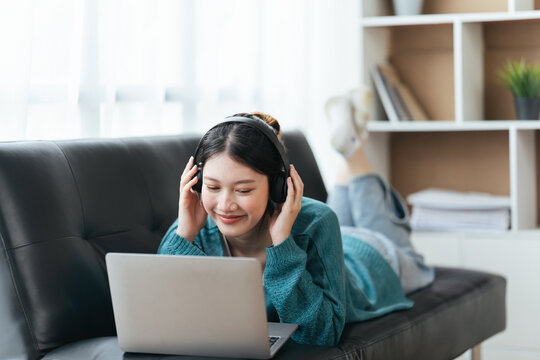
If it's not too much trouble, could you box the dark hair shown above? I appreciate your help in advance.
[196,112,287,212]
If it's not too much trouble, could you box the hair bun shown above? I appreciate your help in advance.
[229,112,283,141]
[252,112,281,138]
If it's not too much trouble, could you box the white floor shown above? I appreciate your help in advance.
[455,347,540,360]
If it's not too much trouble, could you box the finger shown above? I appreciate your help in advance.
[183,156,194,174]
[289,165,304,201]
[180,158,195,186]
[290,165,304,188]
[182,174,199,194]
[181,164,198,185]
[285,177,295,206]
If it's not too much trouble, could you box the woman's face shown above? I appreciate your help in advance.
[201,152,270,241]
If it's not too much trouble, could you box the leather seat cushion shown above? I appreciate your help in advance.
[43,267,506,360]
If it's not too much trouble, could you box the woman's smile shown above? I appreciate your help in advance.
[217,214,245,224]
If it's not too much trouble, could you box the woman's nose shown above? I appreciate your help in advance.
[217,191,238,211]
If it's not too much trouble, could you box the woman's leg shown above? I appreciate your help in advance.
[337,146,412,248]
[343,147,435,293]
[325,89,434,293]
[326,158,355,227]
[325,87,371,227]
[328,147,414,249]
[325,89,411,247]
[326,150,373,227]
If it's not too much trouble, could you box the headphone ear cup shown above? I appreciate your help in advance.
[192,163,203,193]
[270,172,288,203]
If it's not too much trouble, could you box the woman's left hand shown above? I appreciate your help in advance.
[268,164,304,246]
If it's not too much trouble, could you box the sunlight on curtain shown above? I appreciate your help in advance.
[0,0,84,141]
[0,0,360,187]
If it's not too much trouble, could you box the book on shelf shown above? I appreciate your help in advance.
[407,188,511,232]
[377,64,411,121]
[371,63,429,121]
[370,65,399,122]
[394,82,428,121]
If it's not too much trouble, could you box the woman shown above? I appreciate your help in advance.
[158,103,434,346]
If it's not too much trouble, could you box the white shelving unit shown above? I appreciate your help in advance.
[359,0,540,232]
[359,2,540,358]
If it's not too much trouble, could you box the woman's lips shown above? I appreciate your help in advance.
[217,214,244,224]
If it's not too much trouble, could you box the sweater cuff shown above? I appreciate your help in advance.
[167,233,205,256]
[266,235,302,265]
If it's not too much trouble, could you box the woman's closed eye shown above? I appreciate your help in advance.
[205,185,252,194]
[237,189,252,194]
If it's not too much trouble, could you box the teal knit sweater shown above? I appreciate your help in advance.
[158,197,413,346]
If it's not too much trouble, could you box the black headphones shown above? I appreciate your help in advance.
[191,115,290,203]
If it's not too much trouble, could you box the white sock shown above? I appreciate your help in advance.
[325,95,363,159]
[348,86,372,140]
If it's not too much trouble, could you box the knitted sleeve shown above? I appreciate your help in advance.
[157,218,206,256]
[263,208,346,346]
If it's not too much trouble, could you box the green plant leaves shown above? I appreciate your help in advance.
[497,58,540,98]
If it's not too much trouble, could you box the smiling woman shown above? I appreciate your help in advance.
[157,112,435,347]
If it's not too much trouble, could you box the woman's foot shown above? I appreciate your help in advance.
[325,87,371,159]
[349,86,372,128]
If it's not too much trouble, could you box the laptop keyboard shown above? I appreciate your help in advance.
[269,336,281,348]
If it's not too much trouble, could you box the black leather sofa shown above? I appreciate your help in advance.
[0,131,506,360]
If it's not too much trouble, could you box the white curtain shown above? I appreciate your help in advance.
[0,0,360,187]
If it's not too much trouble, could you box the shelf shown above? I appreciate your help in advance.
[361,0,540,19]
[367,120,540,132]
[362,14,455,27]
[362,10,540,27]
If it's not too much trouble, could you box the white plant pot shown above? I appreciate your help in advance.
[393,0,424,16]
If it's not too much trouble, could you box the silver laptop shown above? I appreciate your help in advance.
[105,253,297,359]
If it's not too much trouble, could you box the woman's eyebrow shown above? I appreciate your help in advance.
[203,176,256,185]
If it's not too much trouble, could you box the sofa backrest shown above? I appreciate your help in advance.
[0,131,327,359]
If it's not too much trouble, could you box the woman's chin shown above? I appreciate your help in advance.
[215,221,246,237]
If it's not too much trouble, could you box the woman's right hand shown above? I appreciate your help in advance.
[176,156,208,242]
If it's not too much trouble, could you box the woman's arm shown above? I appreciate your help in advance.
[157,219,207,256]
[264,208,347,346]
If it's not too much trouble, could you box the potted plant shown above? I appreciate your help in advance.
[498,58,540,120]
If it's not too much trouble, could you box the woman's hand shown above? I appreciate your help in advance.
[176,156,208,242]
[268,164,304,246]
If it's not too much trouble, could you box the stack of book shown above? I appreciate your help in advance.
[371,63,429,121]
[407,189,511,232]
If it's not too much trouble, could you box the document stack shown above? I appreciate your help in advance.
[407,189,511,232]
